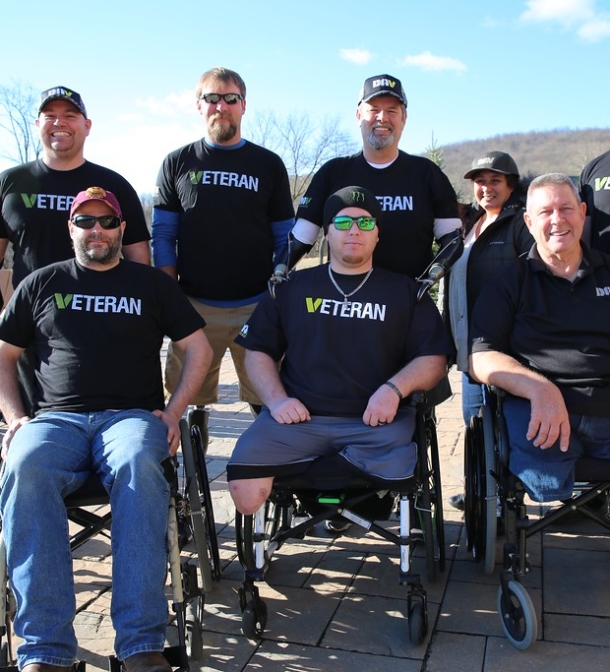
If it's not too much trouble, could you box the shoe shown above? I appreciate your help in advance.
[448,493,465,511]
[124,652,171,672]
[324,518,351,533]
[22,665,72,672]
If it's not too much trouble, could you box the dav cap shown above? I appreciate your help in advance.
[358,74,408,107]
[323,185,382,232]
[39,86,88,118]
[463,151,520,180]
[70,187,122,219]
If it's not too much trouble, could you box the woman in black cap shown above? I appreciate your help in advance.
[448,151,533,511]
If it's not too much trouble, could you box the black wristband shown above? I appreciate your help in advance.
[384,380,403,400]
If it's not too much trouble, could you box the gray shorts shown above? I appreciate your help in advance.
[227,407,417,483]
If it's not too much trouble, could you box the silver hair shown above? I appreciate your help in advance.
[526,172,580,213]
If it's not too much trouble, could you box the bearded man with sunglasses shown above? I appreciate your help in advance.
[0,187,212,672]
[227,186,453,516]
[152,67,294,420]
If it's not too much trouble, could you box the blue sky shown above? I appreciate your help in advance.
[1,0,609,194]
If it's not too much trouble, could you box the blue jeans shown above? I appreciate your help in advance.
[461,373,484,427]
[504,397,610,502]
[0,410,171,668]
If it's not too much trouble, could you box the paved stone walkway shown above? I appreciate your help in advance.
[6,358,610,671]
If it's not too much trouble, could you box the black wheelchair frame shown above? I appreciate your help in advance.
[464,388,610,649]
[0,415,220,671]
[234,396,445,646]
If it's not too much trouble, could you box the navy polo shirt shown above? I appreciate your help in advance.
[470,244,610,417]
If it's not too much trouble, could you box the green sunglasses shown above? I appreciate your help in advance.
[332,216,377,231]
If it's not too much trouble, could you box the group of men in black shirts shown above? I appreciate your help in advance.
[2,68,610,672]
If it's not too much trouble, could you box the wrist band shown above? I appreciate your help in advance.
[384,380,403,400]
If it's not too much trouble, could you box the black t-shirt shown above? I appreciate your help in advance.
[295,151,460,278]
[0,159,150,286]
[0,259,204,413]
[236,263,454,416]
[580,148,610,253]
[154,139,294,300]
[470,245,610,417]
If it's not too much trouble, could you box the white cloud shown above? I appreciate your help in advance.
[398,51,466,74]
[521,0,594,24]
[578,18,610,41]
[520,0,610,41]
[339,48,373,65]
[135,90,195,116]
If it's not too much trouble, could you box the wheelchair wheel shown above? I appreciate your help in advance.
[407,600,427,645]
[416,411,445,582]
[185,599,204,660]
[242,599,268,640]
[190,422,221,582]
[426,412,445,575]
[497,579,537,650]
[235,498,285,571]
[480,404,498,575]
[180,421,215,593]
[464,415,485,560]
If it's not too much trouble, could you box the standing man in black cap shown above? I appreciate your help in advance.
[271,74,463,286]
[228,186,454,516]
[0,85,150,290]
[0,86,151,413]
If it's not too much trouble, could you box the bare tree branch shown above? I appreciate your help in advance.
[0,81,41,164]
[245,110,358,204]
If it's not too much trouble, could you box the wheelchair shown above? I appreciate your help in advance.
[464,387,610,650]
[0,415,220,671]
[234,394,445,646]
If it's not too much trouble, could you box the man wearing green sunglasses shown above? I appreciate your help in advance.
[227,185,454,518]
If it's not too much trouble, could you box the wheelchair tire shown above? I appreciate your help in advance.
[235,499,284,571]
[407,600,427,645]
[464,415,484,560]
[185,601,204,660]
[480,404,498,575]
[417,411,444,583]
[190,422,221,582]
[497,579,537,650]
[427,412,446,574]
[242,599,267,640]
[180,421,213,593]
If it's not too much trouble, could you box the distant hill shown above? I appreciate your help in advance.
[433,128,609,202]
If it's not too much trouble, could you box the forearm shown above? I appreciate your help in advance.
[469,351,552,399]
[244,350,287,407]
[122,240,151,265]
[0,347,27,423]
[165,331,212,418]
[388,355,447,398]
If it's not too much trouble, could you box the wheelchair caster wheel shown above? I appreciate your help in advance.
[242,599,268,640]
[497,580,537,649]
[185,611,204,660]
[407,600,428,645]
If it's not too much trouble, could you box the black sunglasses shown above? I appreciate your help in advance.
[200,93,244,105]
[71,215,122,230]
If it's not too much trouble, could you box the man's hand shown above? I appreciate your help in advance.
[267,397,311,424]
[2,416,31,459]
[152,408,181,455]
[267,264,289,298]
[527,383,571,451]
[363,385,400,426]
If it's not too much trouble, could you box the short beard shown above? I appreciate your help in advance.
[207,116,237,143]
[365,127,396,151]
[74,233,122,266]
